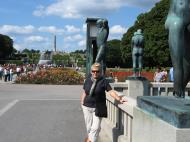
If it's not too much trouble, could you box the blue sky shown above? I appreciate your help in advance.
[0,0,160,52]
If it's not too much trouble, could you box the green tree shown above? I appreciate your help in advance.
[71,50,85,54]
[22,48,31,54]
[52,53,70,66]
[121,0,171,68]
[21,49,40,64]
[70,52,85,67]
[106,39,124,67]
[0,34,14,59]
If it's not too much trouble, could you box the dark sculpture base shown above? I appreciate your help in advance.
[137,96,190,128]
[127,76,147,81]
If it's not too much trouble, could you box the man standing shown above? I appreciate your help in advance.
[169,67,174,82]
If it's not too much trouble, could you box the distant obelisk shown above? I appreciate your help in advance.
[54,35,56,52]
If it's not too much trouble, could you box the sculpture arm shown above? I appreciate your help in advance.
[95,44,106,62]
[131,37,135,51]
[187,24,190,32]
[165,15,171,30]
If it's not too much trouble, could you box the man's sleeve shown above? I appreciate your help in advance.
[105,79,112,92]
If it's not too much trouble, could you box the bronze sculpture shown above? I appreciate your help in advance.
[165,0,190,98]
[131,29,144,77]
[95,19,109,76]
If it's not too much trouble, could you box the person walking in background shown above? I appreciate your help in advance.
[162,68,168,82]
[81,63,126,142]
[3,67,8,82]
[0,65,3,80]
[169,67,174,82]
[6,67,10,82]
[16,66,21,77]
[9,67,13,82]
[154,67,164,82]
[154,67,164,95]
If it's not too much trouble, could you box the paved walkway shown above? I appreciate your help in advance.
[0,83,110,142]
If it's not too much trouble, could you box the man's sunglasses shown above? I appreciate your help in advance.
[92,70,100,73]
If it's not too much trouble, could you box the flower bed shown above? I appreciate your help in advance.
[111,71,154,82]
[15,68,84,85]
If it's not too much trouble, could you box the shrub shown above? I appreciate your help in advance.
[15,68,84,85]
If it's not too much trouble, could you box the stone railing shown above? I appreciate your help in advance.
[105,81,135,142]
[105,95,135,142]
[110,82,190,97]
[103,81,190,142]
[150,82,190,96]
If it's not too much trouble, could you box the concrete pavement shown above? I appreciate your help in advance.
[0,83,110,142]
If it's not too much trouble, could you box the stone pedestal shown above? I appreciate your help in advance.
[126,76,150,99]
[133,96,190,142]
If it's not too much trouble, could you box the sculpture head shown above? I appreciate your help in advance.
[170,0,190,16]
[103,19,108,28]
[137,29,142,34]
[96,19,104,28]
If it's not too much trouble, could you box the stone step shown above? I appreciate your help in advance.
[98,129,111,142]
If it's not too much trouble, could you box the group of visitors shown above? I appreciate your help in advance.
[153,67,174,82]
[0,64,36,82]
[0,64,14,82]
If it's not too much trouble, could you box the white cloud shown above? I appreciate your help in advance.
[25,36,48,43]
[108,35,122,40]
[10,36,16,41]
[0,24,65,35]
[110,25,128,34]
[33,0,160,19]
[78,40,86,47]
[62,43,73,49]
[65,25,80,33]
[33,5,46,17]
[17,40,52,51]
[38,26,64,34]
[64,36,73,42]
[13,43,23,51]
[73,34,83,40]
[64,34,83,42]
[82,24,87,32]
[0,25,35,34]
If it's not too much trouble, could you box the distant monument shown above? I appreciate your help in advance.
[54,35,57,52]
[38,51,53,65]
[131,29,144,77]
[165,0,190,98]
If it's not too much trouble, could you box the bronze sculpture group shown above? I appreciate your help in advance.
[86,0,190,98]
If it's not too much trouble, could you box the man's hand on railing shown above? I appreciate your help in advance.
[108,90,128,104]
[118,96,127,104]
